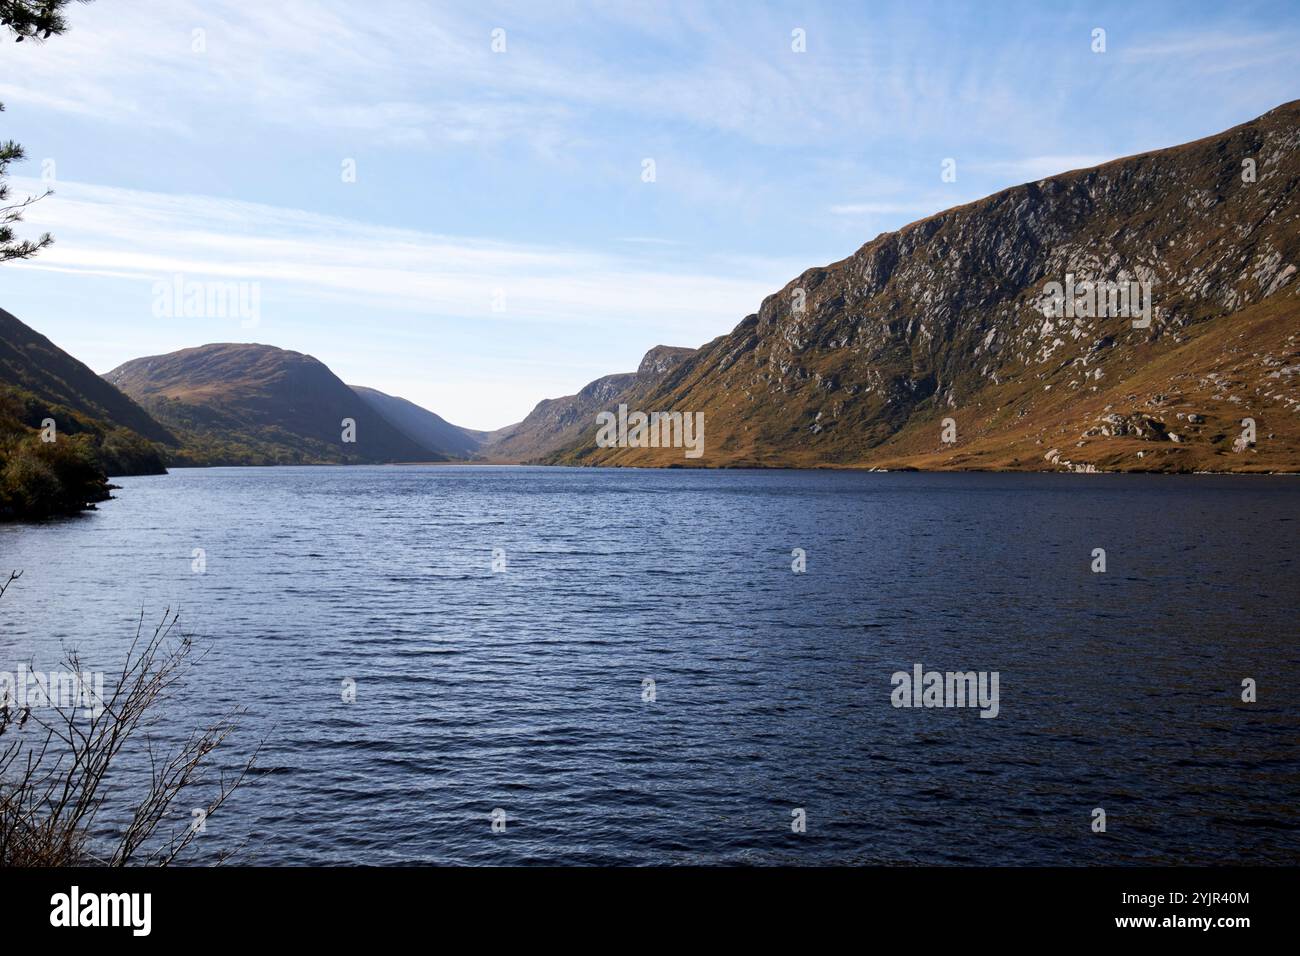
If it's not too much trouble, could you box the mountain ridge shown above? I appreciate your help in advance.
[106,343,446,466]
[15,101,1300,475]
[1,307,175,447]
[476,345,696,462]
[350,384,489,459]
[0,306,174,477]
[536,98,1300,472]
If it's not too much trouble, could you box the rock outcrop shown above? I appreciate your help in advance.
[541,100,1300,472]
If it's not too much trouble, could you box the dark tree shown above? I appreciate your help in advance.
[0,1,91,262]
[0,0,85,42]
[0,114,52,263]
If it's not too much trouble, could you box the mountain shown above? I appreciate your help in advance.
[0,306,173,476]
[105,343,444,466]
[477,345,695,462]
[542,100,1300,472]
[350,385,488,459]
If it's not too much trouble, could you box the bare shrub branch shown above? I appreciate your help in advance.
[0,571,259,865]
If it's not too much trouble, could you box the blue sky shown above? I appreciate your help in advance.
[1,0,1297,429]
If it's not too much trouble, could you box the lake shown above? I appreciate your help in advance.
[1,466,1297,865]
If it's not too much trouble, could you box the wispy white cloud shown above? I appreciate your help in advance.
[5,176,805,427]
[0,0,1108,152]
[1120,31,1280,58]
[13,178,785,335]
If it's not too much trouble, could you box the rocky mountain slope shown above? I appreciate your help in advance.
[0,306,174,475]
[477,345,695,461]
[541,100,1300,472]
[106,344,444,466]
[351,384,489,458]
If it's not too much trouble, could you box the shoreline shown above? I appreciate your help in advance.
[139,460,1300,476]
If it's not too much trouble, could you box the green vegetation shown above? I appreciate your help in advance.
[0,434,109,522]
[0,385,167,472]
[106,343,440,466]
[135,393,363,466]
[1,2,139,520]
[0,307,171,521]
[0,388,164,520]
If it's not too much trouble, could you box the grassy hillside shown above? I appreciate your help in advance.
[106,343,447,466]
[478,345,695,461]
[0,307,171,482]
[351,385,488,459]
[0,307,174,446]
[540,100,1300,473]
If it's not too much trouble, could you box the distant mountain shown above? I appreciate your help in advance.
[541,101,1300,473]
[0,306,173,476]
[350,385,488,459]
[478,345,695,462]
[105,343,443,466]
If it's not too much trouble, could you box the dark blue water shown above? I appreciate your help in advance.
[1,466,1297,865]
